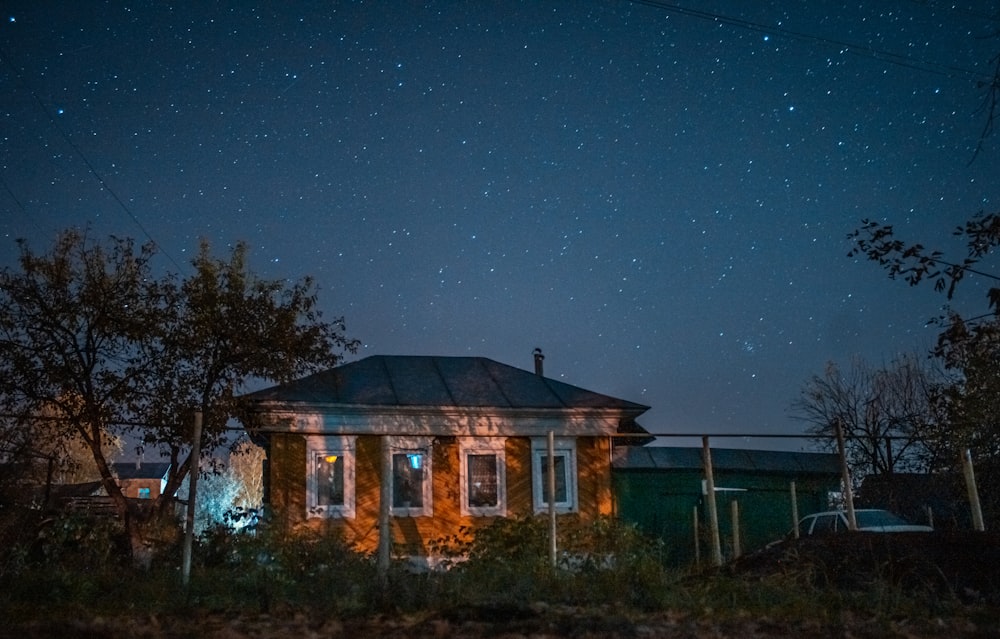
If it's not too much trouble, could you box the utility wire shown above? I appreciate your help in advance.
[0,45,186,273]
[628,0,995,83]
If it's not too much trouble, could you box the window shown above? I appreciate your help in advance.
[459,438,506,517]
[531,437,577,513]
[391,436,433,517]
[306,436,355,518]
[137,487,151,499]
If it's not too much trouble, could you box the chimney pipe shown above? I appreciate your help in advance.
[533,348,545,376]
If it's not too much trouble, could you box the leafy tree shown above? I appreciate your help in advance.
[228,438,266,512]
[792,353,942,481]
[188,438,265,534]
[849,215,1000,520]
[0,229,357,566]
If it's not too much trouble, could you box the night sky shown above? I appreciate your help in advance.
[2,2,998,449]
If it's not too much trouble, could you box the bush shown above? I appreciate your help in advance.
[190,515,378,615]
[432,515,673,610]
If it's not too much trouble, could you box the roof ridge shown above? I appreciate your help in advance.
[430,356,458,405]
[378,356,399,404]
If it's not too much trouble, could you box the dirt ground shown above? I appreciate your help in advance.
[5,607,997,639]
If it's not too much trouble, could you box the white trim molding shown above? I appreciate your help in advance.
[306,435,356,519]
[530,436,578,514]
[389,435,434,517]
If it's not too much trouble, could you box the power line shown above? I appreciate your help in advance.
[0,45,186,273]
[627,0,995,83]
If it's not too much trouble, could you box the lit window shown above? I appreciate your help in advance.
[137,487,151,499]
[307,436,355,518]
[531,437,577,513]
[390,436,433,517]
[459,438,506,517]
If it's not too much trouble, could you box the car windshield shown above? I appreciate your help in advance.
[855,510,909,527]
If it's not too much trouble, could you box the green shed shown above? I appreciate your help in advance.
[612,446,840,565]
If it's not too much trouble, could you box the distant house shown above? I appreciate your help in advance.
[240,354,650,558]
[110,462,171,500]
[612,446,841,564]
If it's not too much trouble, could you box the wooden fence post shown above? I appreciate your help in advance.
[693,505,701,569]
[790,480,800,539]
[730,499,741,559]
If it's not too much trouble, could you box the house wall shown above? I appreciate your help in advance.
[266,433,613,556]
[118,478,163,500]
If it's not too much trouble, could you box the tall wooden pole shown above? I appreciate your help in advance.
[547,430,557,568]
[963,449,985,532]
[182,410,202,587]
[377,436,392,585]
[701,436,722,566]
[834,418,857,530]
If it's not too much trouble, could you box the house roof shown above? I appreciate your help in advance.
[244,355,650,414]
[612,446,840,475]
[111,462,171,481]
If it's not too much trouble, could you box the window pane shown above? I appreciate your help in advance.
[316,453,344,506]
[467,453,498,508]
[393,453,424,508]
[540,455,567,504]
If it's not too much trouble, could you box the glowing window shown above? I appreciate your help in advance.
[306,436,356,518]
[459,438,506,517]
[390,437,433,517]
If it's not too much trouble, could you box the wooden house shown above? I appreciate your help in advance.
[240,354,649,558]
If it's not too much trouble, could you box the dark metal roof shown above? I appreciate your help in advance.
[612,446,840,475]
[244,355,650,414]
[112,462,171,480]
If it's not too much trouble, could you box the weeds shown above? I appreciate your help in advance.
[0,510,993,628]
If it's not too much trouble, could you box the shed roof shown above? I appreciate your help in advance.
[612,446,840,475]
[244,355,650,415]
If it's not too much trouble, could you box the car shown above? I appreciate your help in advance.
[794,508,933,537]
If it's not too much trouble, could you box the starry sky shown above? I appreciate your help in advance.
[2,1,998,450]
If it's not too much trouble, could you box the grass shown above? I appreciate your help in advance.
[0,511,997,634]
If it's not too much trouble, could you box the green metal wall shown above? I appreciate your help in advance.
[613,469,837,566]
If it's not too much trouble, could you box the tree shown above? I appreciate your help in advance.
[189,439,265,534]
[228,438,266,513]
[849,215,1000,521]
[792,354,942,481]
[0,229,357,566]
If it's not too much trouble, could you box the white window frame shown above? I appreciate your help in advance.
[306,435,356,519]
[390,436,433,517]
[459,437,507,517]
[530,437,578,513]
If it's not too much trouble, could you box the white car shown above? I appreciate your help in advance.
[796,509,933,536]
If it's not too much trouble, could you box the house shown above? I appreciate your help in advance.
[240,354,649,558]
[612,446,840,564]
[110,462,171,500]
